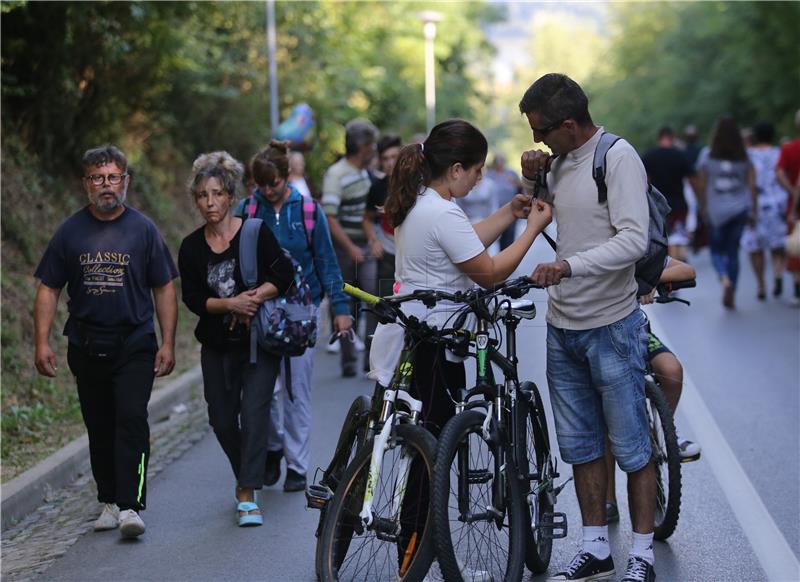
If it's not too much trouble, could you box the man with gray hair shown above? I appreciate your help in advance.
[33,144,178,538]
[321,119,379,377]
[520,74,655,582]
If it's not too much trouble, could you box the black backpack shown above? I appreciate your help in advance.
[540,132,671,296]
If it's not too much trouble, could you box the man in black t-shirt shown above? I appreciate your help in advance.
[642,126,696,261]
[33,145,178,539]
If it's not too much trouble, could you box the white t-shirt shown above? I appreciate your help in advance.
[394,187,485,328]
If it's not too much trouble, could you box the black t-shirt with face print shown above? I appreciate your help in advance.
[178,219,294,349]
[34,206,178,345]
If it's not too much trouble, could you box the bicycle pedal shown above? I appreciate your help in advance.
[466,469,493,484]
[305,483,333,510]
[538,511,568,539]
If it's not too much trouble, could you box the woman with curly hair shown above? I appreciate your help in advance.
[178,151,294,526]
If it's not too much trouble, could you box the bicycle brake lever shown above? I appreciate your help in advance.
[553,476,573,498]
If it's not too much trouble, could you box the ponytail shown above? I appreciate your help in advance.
[385,144,428,227]
[385,119,488,227]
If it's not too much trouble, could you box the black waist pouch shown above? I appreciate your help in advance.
[75,320,135,361]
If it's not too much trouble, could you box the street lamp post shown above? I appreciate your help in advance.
[266,0,279,133]
[418,11,443,134]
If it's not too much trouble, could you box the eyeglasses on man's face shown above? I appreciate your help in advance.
[85,173,128,186]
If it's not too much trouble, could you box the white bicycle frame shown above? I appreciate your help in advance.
[359,388,423,529]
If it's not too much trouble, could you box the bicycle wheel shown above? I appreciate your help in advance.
[515,382,554,573]
[432,408,526,582]
[319,423,437,582]
[315,395,371,576]
[645,380,681,540]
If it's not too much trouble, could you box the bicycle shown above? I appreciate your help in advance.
[310,284,469,581]
[429,277,570,582]
[645,278,696,541]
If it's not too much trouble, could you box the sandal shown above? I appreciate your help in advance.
[237,501,263,527]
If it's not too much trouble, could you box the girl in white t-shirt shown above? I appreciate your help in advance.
[379,119,551,555]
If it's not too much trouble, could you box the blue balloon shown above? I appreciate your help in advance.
[275,103,315,145]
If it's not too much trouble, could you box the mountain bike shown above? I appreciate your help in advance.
[645,278,696,541]
[429,277,570,582]
[310,284,467,582]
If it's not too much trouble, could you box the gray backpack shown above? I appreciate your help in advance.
[593,132,671,295]
[238,218,318,364]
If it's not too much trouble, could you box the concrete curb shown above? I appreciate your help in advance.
[1,365,203,531]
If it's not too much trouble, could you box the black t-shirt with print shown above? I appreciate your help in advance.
[178,219,294,349]
[34,206,178,344]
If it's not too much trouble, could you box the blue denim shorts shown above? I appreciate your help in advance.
[546,308,651,472]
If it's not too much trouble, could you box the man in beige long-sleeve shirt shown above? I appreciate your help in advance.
[521,74,656,582]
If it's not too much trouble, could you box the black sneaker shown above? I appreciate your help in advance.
[606,501,620,523]
[621,556,656,582]
[264,449,283,486]
[284,469,307,492]
[548,551,615,581]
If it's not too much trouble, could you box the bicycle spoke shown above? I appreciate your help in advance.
[442,428,512,580]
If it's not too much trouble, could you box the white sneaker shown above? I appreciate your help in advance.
[93,503,120,531]
[678,438,701,461]
[422,559,493,582]
[119,509,146,538]
[326,338,341,354]
[353,335,366,352]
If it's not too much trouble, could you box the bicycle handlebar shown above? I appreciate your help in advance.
[342,283,380,306]
[656,279,696,294]
[653,278,696,306]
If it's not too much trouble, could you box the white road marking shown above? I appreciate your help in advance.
[648,313,800,582]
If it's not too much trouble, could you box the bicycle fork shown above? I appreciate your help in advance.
[359,390,423,541]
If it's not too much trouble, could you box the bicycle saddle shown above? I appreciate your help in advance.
[498,299,536,320]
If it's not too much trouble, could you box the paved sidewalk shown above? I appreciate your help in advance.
[1,383,209,582]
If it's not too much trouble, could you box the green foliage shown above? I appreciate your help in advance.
[590,2,800,149]
[1,0,497,479]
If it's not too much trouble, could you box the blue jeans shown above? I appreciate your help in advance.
[709,211,749,287]
[546,308,650,472]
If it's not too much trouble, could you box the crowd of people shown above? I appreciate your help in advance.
[641,112,800,309]
[31,69,799,582]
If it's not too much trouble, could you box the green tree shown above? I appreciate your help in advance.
[590,1,800,149]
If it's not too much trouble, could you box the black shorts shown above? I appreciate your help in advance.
[646,331,672,361]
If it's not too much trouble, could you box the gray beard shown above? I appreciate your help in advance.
[92,190,126,212]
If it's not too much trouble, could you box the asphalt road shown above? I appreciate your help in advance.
[40,231,799,581]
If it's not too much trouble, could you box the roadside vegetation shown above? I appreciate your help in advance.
[0,1,497,481]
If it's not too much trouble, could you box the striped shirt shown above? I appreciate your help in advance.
[321,157,371,242]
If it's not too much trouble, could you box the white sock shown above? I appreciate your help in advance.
[583,525,611,559]
[630,531,655,565]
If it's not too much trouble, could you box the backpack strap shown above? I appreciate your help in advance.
[238,218,263,363]
[244,193,259,219]
[592,132,622,204]
[298,193,317,256]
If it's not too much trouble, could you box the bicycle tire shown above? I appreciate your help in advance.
[515,381,554,573]
[432,408,526,582]
[645,380,681,540]
[319,423,437,582]
[315,394,371,578]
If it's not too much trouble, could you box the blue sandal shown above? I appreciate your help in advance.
[236,501,263,527]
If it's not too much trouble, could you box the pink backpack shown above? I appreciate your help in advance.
[244,190,317,249]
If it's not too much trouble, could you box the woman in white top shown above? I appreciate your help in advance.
[381,119,551,554]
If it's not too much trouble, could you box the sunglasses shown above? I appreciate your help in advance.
[530,119,565,137]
